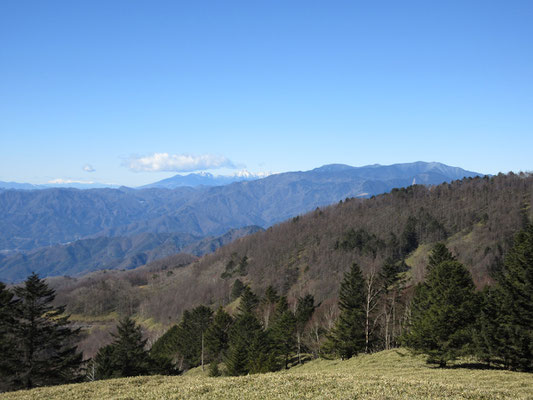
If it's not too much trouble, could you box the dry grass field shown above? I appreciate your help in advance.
[2,349,532,400]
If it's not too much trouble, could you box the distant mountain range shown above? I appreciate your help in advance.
[0,226,262,283]
[0,170,269,190]
[0,161,484,281]
[140,170,270,188]
[0,180,120,190]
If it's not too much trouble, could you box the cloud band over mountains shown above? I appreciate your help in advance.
[125,153,237,172]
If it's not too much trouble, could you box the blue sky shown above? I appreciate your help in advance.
[1,0,532,186]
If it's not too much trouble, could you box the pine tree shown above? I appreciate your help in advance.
[269,296,296,369]
[94,345,117,380]
[404,260,477,366]
[205,307,233,363]
[427,242,456,271]
[10,273,83,389]
[237,286,259,315]
[0,282,18,391]
[491,224,533,370]
[295,294,315,364]
[326,263,366,359]
[231,279,245,300]
[225,313,263,375]
[226,286,268,375]
[99,317,152,378]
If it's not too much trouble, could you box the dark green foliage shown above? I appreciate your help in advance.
[150,305,213,371]
[263,285,280,304]
[295,294,316,363]
[326,263,366,359]
[225,313,265,375]
[269,297,297,369]
[208,361,221,377]
[94,345,117,380]
[404,258,478,366]
[335,228,385,257]
[473,287,503,366]
[9,273,83,389]
[237,286,259,315]
[149,324,181,373]
[427,242,456,272]
[231,279,245,300]
[0,282,17,390]
[488,225,533,370]
[95,317,152,379]
[205,307,233,362]
[400,216,419,257]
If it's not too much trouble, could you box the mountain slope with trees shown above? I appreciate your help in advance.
[44,173,532,359]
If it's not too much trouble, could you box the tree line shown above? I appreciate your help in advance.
[1,223,531,392]
[90,222,533,378]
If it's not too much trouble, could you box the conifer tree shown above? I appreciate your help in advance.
[491,224,533,370]
[226,287,267,375]
[326,263,366,359]
[205,307,233,363]
[10,273,83,389]
[225,313,263,375]
[269,296,296,369]
[0,282,17,391]
[295,294,315,364]
[107,317,152,378]
[237,285,259,315]
[427,242,456,271]
[231,279,245,300]
[404,260,477,366]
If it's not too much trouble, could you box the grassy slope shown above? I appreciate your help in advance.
[2,350,532,400]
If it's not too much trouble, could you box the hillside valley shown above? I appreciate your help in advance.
[46,172,532,358]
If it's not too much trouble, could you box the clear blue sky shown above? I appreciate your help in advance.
[1,0,532,186]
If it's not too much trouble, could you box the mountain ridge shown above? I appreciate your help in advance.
[0,162,483,254]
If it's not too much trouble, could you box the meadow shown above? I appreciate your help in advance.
[2,349,531,400]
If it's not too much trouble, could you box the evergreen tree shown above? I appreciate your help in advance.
[96,317,152,378]
[94,345,117,380]
[295,294,315,363]
[404,260,478,366]
[205,307,233,363]
[237,286,259,315]
[225,313,264,375]
[473,286,503,366]
[269,296,297,369]
[226,286,268,375]
[10,273,83,389]
[491,224,533,370]
[427,242,456,271]
[231,279,245,300]
[326,263,366,359]
[0,282,17,391]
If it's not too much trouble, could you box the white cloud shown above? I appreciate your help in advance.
[125,153,237,172]
[83,164,95,172]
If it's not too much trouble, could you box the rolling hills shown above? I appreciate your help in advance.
[0,162,481,253]
[0,226,262,282]
[47,172,532,359]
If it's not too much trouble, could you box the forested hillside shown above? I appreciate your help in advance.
[48,173,532,357]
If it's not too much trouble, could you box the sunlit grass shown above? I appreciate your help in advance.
[2,349,532,399]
